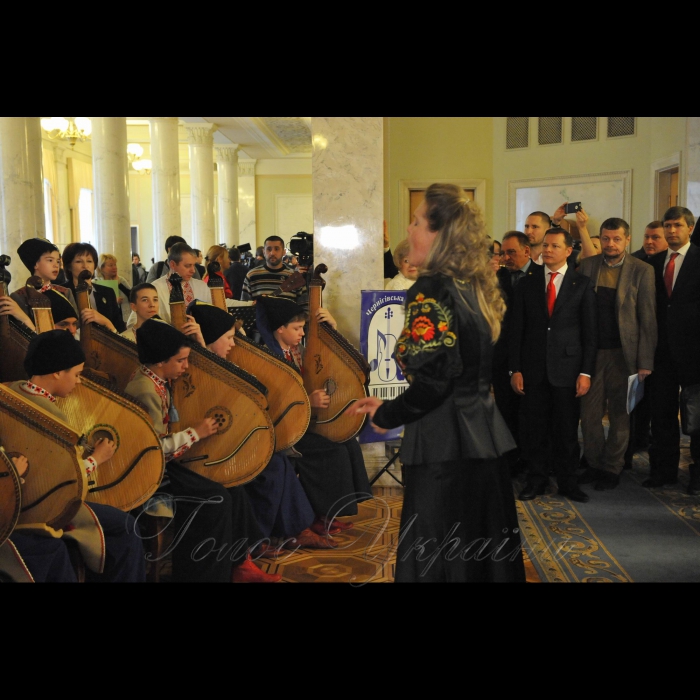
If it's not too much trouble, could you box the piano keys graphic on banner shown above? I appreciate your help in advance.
[358,290,408,443]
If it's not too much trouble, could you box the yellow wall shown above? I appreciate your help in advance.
[492,117,687,250]
[385,117,494,247]
[255,175,313,247]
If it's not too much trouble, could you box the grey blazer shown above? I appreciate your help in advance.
[577,254,657,374]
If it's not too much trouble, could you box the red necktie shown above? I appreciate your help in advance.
[547,272,559,318]
[664,252,679,298]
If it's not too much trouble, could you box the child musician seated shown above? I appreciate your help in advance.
[0,453,80,583]
[121,283,205,347]
[11,238,77,318]
[187,300,339,551]
[256,295,372,535]
[124,318,280,583]
[7,331,146,582]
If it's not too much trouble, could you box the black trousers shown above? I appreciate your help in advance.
[492,364,522,453]
[520,377,581,490]
[163,463,264,583]
[649,359,700,483]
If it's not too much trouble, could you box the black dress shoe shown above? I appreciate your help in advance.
[643,477,678,488]
[578,467,605,485]
[518,482,547,501]
[558,486,590,503]
[594,473,620,491]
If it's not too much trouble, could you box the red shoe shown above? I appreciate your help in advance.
[329,518,354,531]
[310,517,342,536]
[232,554,282,583]
[284,528,338,550]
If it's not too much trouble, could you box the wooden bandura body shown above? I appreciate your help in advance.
[164,274,276,487]
[0,259,33,384]
[0,383,85,532]
[0,449,22,547]
[56,373,165,512]
[206,266,311,452]
[5,283,166,513]
[304,265,370,442]
[228,333,310,452]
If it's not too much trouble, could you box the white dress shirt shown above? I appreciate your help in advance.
[544,263,568,295]
[663,241,691,291]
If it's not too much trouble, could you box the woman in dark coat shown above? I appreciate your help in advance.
[62,242,126,334]
[349,183,526,583]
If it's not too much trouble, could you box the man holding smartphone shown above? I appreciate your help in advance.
[552,202,600,261]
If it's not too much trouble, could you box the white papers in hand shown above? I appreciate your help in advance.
[627,374,645,414]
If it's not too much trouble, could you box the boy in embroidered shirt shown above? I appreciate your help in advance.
[124,318,279,583]
[121,282,205,347]
[256,295,372,536]
[188,301,339,551]
[11,238,77,319]
[7,330,146,582]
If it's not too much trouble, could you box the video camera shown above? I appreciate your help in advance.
[289,232,314,269]
[233,243,255,270]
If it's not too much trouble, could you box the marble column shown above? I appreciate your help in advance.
[686,117,700,216]
[311,117,384,345]
[238,159,257,251]
[149,117,182,263]
[185,123,217,254]
[215,144,240,247]
[0,117,46,290]
[54,146,72,249]
[91,117,132,282]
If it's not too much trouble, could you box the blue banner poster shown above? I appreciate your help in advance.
[358,290,408,444]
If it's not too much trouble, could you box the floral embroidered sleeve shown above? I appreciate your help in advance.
[373,277,462,430]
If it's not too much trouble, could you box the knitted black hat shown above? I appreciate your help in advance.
[17,238,59,274]
[45,289,78,324]
[256,295,304,332]
[136,318,190,365]
[24,329,86,376]
[187,301,235,346]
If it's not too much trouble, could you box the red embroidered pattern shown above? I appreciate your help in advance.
[22,381,57,403]
[140,365,169,424]
[166,278,194,306]
[411,316,436,343]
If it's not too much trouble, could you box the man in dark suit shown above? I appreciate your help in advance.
[509,228,598,503]
[631,221,667,262]
[493,231,532,473]
[648,207,700,495]
[578,218,657,490]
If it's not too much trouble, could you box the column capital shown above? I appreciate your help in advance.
[214,144,240,163]
[185,123,218,145]
[239,159,257,177]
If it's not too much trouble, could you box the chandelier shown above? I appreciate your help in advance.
[127,143,152,175]
[41,117,92,147]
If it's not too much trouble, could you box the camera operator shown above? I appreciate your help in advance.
[241,236,309,313]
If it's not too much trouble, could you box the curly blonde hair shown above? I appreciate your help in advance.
[421,183,506,343]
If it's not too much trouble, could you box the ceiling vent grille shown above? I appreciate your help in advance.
[572,117,598,142]
[538,117,563,145]
[608,117,636,138]
[506,117,529,150]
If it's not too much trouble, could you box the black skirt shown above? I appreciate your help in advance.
[293,434,372,519]
[396,457,525,583]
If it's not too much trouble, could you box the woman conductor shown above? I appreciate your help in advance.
[348,183,525,583]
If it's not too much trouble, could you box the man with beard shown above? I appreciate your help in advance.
[241,236,308,313]
[577,218,657,491]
